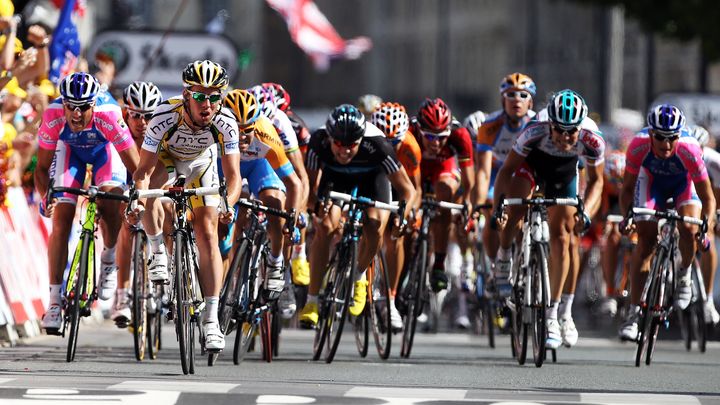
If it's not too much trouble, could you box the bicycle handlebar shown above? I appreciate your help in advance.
[329,190,400,213]
[52,185,129,202]
[631,207,705,226]
[237,198,296,221]
[502,197,579,207]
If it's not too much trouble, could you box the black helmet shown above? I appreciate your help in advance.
[326,104,366,144]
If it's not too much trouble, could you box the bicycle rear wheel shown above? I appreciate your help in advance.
[369,252,391,359]
[174,232,192,375]
[147,283,163,360]
[475,241,496,348]
[400,237,427,358]
[511,282,528,366]
[324,242,357,363]
[271,303,281,357]
[531,244,548,368]
[131,230,149,361]
[66,232,92,363]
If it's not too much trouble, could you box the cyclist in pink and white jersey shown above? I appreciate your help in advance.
[34,72,140,332]
[618,105,716,341]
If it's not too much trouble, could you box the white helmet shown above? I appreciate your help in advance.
[463,110,486,139]
[689,124,710,147]
[123,81,163,112]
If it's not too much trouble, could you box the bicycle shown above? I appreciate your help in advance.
[629,206,707,367]
[353,251,392,360]
[132,175,227,375]
[495,194,582,367]
[44,180,129,363]
[603,214,634,319]
[313,188,401,364]
[126,221,165,361]
[678,258,709,353]
[219,198,295,366]
[397,195,464,359]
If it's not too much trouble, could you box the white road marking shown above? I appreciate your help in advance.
[0,378,16,385]
[257,395,316,404]
[345,386,467,400]
[580,393,702,405]
[108,380,239,393]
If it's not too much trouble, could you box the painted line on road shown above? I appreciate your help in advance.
[0,378,15,385]
[580,393,701,405]
[345,386,467,400]
[108,380,239,393]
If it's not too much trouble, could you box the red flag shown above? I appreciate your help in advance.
[266,0,372,71]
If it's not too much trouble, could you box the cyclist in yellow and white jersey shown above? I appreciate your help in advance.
[130,60,241,352]
[223,89,303,302]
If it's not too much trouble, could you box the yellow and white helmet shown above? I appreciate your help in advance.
[182,60,229,90]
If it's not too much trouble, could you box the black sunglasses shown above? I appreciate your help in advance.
[652,133,679,142]
[552,124,579,135]
[64,102,93,112]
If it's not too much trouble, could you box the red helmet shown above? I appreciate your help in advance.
[262,82,291,112]
[417,98,451,132]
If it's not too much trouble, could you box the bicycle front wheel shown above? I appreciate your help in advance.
[636,247,665,367]
[401,237,428,359]
[131,230,149,361]
[233,242,256,365]
[530,243,548,368]
[324,241,357,363]
[174,232,192,375]
[147,283,163,360]
[369,252,391,360]
[66,231,92,363]
[354,308,369,358]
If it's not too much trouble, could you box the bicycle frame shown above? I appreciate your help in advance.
[65,198,98,315]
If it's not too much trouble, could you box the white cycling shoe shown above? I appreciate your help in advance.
[98,263,118,301]
[203,321,225,352]
[41,304,63,330]
[560,317,578,347]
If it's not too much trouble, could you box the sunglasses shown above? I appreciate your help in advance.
[420,128,451,141]
[503,91,531,100]
[332,139,362,149]
[552,124,579,135]
[652,132,680,142]
[189,91,222,103]
[238,125,256,135]
[64,102,94,112]
[128,110,154,121]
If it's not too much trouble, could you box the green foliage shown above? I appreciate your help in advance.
[571,0,720,61]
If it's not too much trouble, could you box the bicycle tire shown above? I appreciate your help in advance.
[189,317,196,374]
[400,237,427,359]
[370,252,392,360]
[636,248,664,367]
[233,241,256,365]
[531,243,548,368]
[313,251,338,361]
[271,303,281,358]
[147,283,163,360]
[131,230,148,362]
[209,239,248,366]
[512,271,527,366]
[484,298,496,349]
[324,241,357,363]
[174,232,192,375]
[679,306,692,351]
[691,266,707,353]
[66,231,92,363]
[645,317,660,366]
[260,311,273,362]
[354,307,369,358]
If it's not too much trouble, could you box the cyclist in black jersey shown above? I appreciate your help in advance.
[298,104,415,328]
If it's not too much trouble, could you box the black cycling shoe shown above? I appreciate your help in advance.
[430,269,448,293]
[395,293,408,316]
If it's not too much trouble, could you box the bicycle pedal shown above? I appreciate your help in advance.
[114,319,130,329]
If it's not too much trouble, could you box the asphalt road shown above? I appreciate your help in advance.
[0,311,719,405]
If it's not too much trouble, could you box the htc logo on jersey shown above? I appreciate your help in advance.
[175,134,211,146]
[150,117,175,135]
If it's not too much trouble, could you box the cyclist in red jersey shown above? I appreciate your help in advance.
[409,98,474,292]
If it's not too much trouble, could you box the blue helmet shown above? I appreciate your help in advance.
[547,89,588,130]
[60,72,101,105]
[647,104,685,135]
